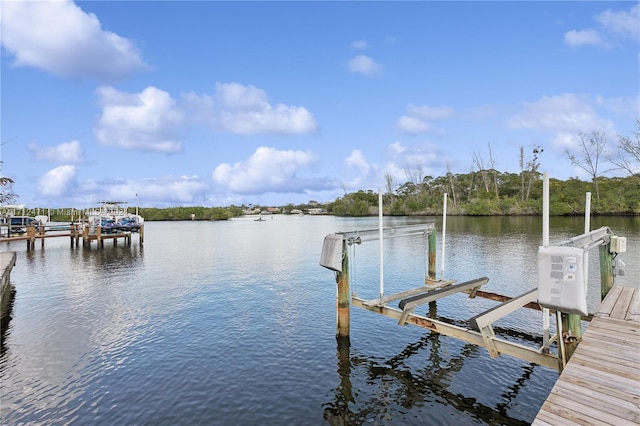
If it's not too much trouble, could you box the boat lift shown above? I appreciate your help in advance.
[320,176,625,371]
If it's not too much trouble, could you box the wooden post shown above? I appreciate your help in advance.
[83,224,89,246]
[561,313,581,362]
[599,242,614,300]
[27,225,36,250]
[96,226,103,248]
[140,224,144,244]
[428,230,436,280]
[336,239,350,338]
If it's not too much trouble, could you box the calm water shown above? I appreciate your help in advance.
[1,215,638,425]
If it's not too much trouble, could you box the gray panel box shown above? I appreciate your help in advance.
[320,234,343,272]
[537,245,588,316]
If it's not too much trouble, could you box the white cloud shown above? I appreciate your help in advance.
[597,4,639,40]
[28,140,85,164]
[351,40,368,50]
[396,116,433,135]
[183,82,318,135]
[37,165,77,196]
[564,4,639,48]
[75,175,209,206]
[396,104,454,135]
[550,132,581,149]
[508,93,612,134]
[384,141,442,182]
[406,105,456,121]
[508,94,619,151]
[212,146,323,194]
[348,55,380,77]
[564,29,605,47]
[345,150,372,176]
[135,176,209,204]
[94,86,183,152]
[0,0,147,80]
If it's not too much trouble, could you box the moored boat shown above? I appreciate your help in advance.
[85,201,144,233]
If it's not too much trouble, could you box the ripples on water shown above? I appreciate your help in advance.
[1,215,637,424]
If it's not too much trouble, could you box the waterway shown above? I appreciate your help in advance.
[1,215,638,425]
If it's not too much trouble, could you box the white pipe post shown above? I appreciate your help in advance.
[441,193,448,280]
[584,192,591,289]
[378,189,384,301]
[542,173,550,346]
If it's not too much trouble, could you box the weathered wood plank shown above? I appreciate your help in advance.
[537,399,623,426]
[575,342,640,367]
[568,351,640,381]
[553,377,640,418]
[562,360,640,395]
[628,289,640,321]
[610,286,635,320]
[595,284,623,316]
[560,367,640,405]
[587,317,640,336]
[535,286,640,425]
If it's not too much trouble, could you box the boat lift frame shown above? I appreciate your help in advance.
[321,181,623,372]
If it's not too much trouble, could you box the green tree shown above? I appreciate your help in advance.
[0,161,17,204]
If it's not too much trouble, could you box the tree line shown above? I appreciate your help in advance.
[331,122,640,217]
[2,122,638,219]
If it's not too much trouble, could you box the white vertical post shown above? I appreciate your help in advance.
[542,173,550,346]
[584,192,591,289]
[441,193,448,280]
[378,189,384,301]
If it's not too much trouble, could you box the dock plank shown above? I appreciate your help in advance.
[533,285,640,425]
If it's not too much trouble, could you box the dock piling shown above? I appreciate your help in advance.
[336,238,350,338]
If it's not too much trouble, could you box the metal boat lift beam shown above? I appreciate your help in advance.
[556,226,611,250]
[336,224,435,244]
[397,277,489,325]
[351,296,559,370]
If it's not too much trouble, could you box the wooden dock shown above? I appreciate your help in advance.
[0,224,143,249]
[533,284,640,425]
[1,251,17,317]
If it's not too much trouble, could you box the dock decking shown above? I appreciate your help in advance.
[533,284,640,425]
[1,251,17,317]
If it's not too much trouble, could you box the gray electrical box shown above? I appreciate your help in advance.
[320,234,343,272]
[610,236,627,253]
[538,245,588,316]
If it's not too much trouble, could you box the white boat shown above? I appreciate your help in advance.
[0,215,42,235]
[84,201,144,233]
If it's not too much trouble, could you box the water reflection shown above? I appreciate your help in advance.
[324,297,547,425]
[0,283,16,357]
[325,333,536,425]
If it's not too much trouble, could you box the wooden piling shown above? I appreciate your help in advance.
[96,226,103,247]
[428,230,436,280]
[336,239,350,338]
[26,225,36,250]
[560,239,616,363]
[599,242,614,300]
[560,313,581,361]
[83,224,90,246]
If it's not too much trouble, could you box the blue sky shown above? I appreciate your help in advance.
[1,1,638,208]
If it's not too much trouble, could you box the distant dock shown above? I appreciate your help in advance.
[533,284,640,425]
[0,223,144,250]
